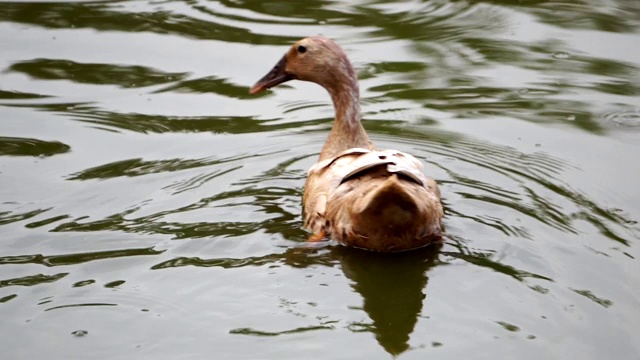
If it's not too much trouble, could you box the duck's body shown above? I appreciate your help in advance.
[250,36,443,252]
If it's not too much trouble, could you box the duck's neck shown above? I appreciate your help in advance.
[319,71,372,160]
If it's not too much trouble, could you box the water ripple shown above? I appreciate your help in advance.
[7,58,189,88]
[0,1,297,44]
[604,109,640,128]
[1,1,639,358]
[0,272,68,288]
[0,248,163,267]
[0,136,70,157]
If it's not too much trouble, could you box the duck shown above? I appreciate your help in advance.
[250,36,443,252]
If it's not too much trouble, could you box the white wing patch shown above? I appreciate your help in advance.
[308,148,427,187]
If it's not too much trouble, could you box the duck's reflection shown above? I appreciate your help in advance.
[331,245,440,355]
[156,242,440,355]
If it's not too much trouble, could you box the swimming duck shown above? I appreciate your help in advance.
[250,36,443,252]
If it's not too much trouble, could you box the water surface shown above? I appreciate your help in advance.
[1,1,639,359]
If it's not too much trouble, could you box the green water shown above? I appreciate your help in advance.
[1,1,639,359]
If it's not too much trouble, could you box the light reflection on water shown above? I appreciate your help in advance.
[0,0,639,358]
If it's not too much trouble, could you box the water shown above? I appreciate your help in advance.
[1,1,639,359]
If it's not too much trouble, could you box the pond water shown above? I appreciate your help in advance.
[1,1,639,359]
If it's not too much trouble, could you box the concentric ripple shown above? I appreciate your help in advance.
[0,0,639,359]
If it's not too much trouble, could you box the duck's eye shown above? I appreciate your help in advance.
[297,45,307,54]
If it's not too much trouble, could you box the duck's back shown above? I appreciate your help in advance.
[303,148,443,252]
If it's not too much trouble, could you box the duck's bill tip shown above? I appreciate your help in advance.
[248,74,293,94]
[249,83,266,94]
[249,54,293,95]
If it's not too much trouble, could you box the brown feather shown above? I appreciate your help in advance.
[304,149,443,251]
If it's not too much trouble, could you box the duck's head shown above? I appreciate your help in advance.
[249,36,355,94]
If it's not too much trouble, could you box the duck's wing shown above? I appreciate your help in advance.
[303,148,441,246]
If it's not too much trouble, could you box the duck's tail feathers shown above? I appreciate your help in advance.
[355,174,418,230]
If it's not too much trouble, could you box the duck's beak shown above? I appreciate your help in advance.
[249,55,294,94]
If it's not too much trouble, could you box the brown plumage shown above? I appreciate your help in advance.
[250,36,443,252]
